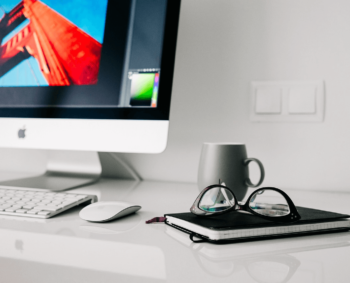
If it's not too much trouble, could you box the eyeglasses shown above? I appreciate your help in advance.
[190,181,301,223]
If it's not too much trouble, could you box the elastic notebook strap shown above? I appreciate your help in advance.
[189,233,208,243]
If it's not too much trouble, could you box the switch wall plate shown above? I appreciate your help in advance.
[255,88,282,114]
[250,81,324,122]
[288,87,316,114]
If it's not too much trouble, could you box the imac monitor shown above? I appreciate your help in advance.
[0,0,181,190]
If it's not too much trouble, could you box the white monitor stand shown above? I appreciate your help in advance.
[0,151,141,191]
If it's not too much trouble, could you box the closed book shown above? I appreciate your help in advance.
[165,207,350,244]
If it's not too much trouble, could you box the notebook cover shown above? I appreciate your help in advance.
[165,207,350,244]
[165,207,350,230]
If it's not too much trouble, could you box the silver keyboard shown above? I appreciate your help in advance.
[0,188,97,219]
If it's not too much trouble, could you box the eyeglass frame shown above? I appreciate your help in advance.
[190,184,301,223]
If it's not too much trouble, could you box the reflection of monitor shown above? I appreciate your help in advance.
[0,0,181,191]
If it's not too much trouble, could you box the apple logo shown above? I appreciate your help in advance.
[18,127,26,139]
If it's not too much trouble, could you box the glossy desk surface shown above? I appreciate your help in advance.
[1,179,350,283]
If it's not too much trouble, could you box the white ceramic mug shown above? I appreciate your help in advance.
[197,143,265,201]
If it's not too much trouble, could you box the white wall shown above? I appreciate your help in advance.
[120,0,350,191]
[1,0,350,191]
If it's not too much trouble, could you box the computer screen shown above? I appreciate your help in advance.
[0,0,181,153]
[0,0,178,114]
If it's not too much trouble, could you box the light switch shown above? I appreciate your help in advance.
[288,88,316,114]
[250,81,324,122]
[255,88,281,114]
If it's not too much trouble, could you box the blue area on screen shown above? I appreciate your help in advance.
[0,57,47,86]
[2,19,29,45]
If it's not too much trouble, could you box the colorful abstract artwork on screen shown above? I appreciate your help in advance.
[0,0,108,86]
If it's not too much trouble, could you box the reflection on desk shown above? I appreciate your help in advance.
[165,225,350,282]
[80,213,142,234]
[0,228,166,282]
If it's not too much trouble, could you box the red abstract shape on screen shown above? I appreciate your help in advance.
[0,0,102,86]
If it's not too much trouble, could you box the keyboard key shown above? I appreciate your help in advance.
[5,208,17,212]
[33,196,44,200]
[11,197,22,201]
[34,206,60,212]
[54,195,65,198]
[64,195,78,199]
[12,205,23,209]
[27,210,39,214]
[15,209,29,213]
[23,205,35,209]
[61,203,73,208]
[0,204,13,210]
[38,211,51,216]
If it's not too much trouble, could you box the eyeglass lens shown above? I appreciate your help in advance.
[199,186,236,212]
[249,189,290,217]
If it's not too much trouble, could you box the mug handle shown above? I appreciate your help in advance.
[243,158,265,188]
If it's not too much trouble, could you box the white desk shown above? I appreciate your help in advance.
[0,179,350,283]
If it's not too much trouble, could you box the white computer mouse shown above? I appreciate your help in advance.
[79,201,141,223]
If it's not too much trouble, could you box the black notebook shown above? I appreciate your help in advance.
[165,207,350,244]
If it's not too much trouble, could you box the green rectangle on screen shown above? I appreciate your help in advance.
[130,73,156,101]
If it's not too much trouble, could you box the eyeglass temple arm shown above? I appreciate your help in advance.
[220,187,234,205]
